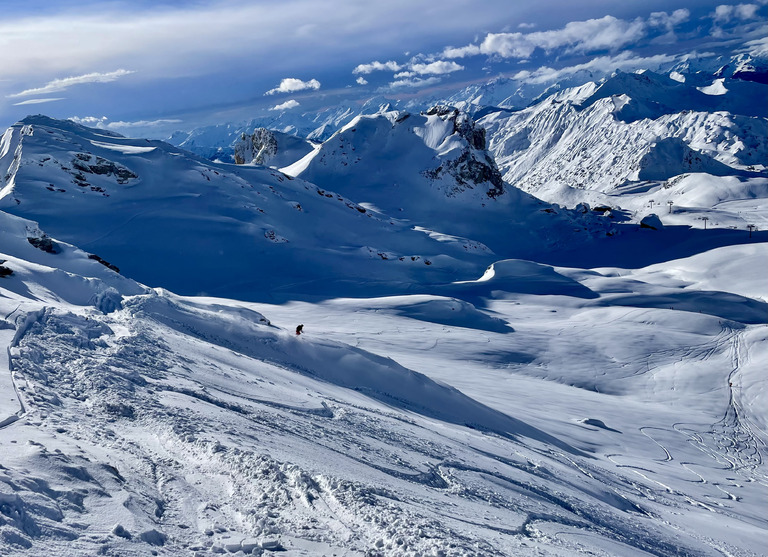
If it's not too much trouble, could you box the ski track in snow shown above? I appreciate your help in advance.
[0,291,764,557]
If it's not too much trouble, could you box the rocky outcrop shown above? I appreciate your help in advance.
[87,254,120,273]
[424,105,487,150]
[421,106,505,199]
[233,128,278,165]
[72,153,137,184]
[27,234,60,254]
[0,260,13,277]
[422,149,505,198]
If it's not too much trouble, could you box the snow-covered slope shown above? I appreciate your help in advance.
[0,116,497,301]
[1,206,765,555]
[580,70,767,121]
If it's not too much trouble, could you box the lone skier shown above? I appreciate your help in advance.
[295,324,304,335]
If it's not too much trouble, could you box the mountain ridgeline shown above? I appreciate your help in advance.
[0,111,609,302]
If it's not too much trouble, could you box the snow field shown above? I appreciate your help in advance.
[2,239,765,555]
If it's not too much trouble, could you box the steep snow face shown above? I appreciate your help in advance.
[0,116,497,301]
[0,210,146,311]
[285,106,615,257]
[284,105,508,204]
[480,82,768,217]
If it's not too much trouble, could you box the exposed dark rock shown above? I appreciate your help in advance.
[423,150,505,198]
[27,235,60,254]
[71,154,137,184]
[87,254,120,273]
[234,128,278,165]
[0,260,13,277]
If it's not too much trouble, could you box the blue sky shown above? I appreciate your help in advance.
[0,0,765,136]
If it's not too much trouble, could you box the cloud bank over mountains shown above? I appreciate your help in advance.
[0,1,764,133]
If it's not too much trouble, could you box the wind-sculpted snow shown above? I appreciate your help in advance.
[449,259,600,300]
[128,291,583,454]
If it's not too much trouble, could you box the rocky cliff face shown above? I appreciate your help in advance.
[233,128,279,165]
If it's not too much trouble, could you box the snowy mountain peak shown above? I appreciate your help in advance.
[292,106,505,205]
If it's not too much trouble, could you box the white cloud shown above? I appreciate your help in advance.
[355,76,368,85]
[479,32,536,58]
[12,97,65,105]
[270,99,300,111]
[411,60,464,75]
[387,76,441,89]
[352,60,403,74]
[647,9,690,43]
[0,1,507,88]
[393,71,415,78]
[68,116,181,129]
[8,69,134,98]
[444,13,684,61]
[69,116,108,126]
[526,15,647,54]
[265,78,320,95]
[713,3,760,23]
[518,22,536,29]
[442,44,481,58]
[648,9,690,29]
